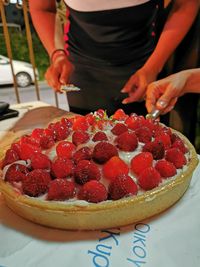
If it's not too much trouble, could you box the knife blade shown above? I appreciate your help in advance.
[60,84,81,93]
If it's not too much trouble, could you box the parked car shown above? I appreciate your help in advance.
[0,55,39,87]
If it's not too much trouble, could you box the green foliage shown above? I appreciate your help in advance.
[0,29,49,80]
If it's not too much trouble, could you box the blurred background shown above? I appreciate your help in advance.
[0,0,200,152]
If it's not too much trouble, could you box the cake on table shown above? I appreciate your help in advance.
[0,109,198,230]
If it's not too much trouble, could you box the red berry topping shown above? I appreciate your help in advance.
[5,163,29,183]
[92,131,108,142]
[2,149,20,168]
[165,148,187,169]
[47,179,76,200]
[116,131,138,152]
[171,136,188,154]
[22,169,51,197]
[56,141,76,159]
[92,141,118,164]
[85,113,95,125]
[53,122,70,141]
[111,123,128,136]
[78,180,108,203]
[95,109,106,119]
[10,142,21,156]
[155,132,171,149]
[73,146,92,164]
[73,116,89,131]
[108,174,138,200]
[155,160,177,178]
[51,158,74,178]
[112,109,128,121]
[19,143,41,160]
[61,117,73,128]
[138,167,161,190]
[143,140,165,160]
[103,156,129,181]
[135,126,153,143]
[31,152,51,170]
[72,130,90,146]
[74,160,101,184]
[125,115,145,130]
[131,152,153,176]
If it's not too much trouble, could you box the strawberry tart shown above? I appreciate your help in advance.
[0,109,198,230]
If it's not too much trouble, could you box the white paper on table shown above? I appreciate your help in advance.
[0,160,200,267]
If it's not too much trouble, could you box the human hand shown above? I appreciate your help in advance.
[145,72,188,114]
[45,51,74,93]
[121,66,158,104]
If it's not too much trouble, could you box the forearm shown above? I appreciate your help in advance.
[29,0,65,56]
[144,0,199,75]
[182,68,200,94]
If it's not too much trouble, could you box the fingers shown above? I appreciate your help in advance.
[145,82,161,113]
[59,64,72,84]
[155,84,177,110]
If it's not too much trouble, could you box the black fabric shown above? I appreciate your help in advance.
[65,0,164,115]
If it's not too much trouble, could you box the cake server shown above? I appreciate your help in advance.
[146,109,161,120]
[60,84,81,93]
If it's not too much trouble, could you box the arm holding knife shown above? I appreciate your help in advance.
[145,68,200,114]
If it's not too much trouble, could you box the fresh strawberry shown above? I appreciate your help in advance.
[143,140,165,160]
[78,180,108,203]
[92,131,108,142]
[19,143,41,161]
[92,141,118,164]
[2,149,20,168]
[155,160,177,178]
[73,146,92,164]
[165,148,187,169]
[22,169,51,197]
[72,130,90,146]
[31,152,51,170]
[116,131,138,152]
[131,152,153,176]
[72,116,89,131]
[108,174,138,200]
[74,160,101,184]
[138,167,161,190]
[112,109,128,121]
[5,163,29,183]
[95,109,106,119]
[102,156,129,181]
[47,179,76,200]
[85,113,96,125]
[111,123,128,136]
[135,126,153,143]
[56,141,76,159]
[51,158,74,178]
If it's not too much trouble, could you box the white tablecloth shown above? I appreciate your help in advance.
[0,102,200,267]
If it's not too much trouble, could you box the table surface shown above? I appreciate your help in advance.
[0,101,200,267]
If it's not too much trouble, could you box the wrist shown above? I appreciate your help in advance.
[51,49,68,63]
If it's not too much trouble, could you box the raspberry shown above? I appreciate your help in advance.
[85,113,96,125]
[92,141,118,164]
[171,136,188,154]
[155,132,171,149]
[51,158,74,178]
[92,131,108,142]
[72,116,89,131]
[78,180,108,203]
[74,160,101,184]
[2,149,20,168]
[135,126,153,143]
[116,131,138,152]
[108,174,138,200]
[53,122,70,141]
[112,109,128,121]
[165,148,187,169]
[125,115,145,130]
[47,179,76,200]
[73,146,92,164]
[143,140,165,160]
[102,156,129,181]
[56,141,76,159]
[95,109,106,119]
[22,169,51,197]
[61,117,73,128]
[5,163,29,183]
[31,152,51,170]
[131,152,153,176]
[31,128,44,141]
[155,160,177,178]
[72,130,90,146]
[111,123,128,136]
[19,143,41,161]
[10,142,21,156]
[138,167,161,190]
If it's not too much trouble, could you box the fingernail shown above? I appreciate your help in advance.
[157,100,167,108]
[121,89,126,93]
